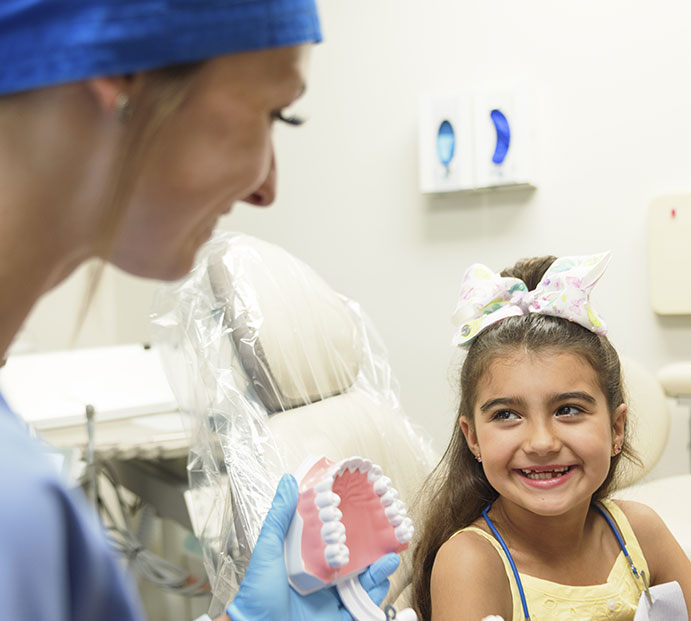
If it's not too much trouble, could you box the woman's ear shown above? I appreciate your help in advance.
[86,77,132,113]
[612,403,627,456]
[460,416,480,456]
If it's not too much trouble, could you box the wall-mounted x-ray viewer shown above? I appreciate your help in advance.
[418,88,537,193]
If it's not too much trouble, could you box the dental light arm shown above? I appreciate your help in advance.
[285,456,418,621]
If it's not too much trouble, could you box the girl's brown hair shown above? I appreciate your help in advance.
[411,255,638,620]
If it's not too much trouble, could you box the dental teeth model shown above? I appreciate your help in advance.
[285,456,417,621]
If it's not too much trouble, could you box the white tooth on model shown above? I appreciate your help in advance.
[380,489,398,506]
[325,543,350,568]
[314,478,333,494]
[321,521,346,544]
[336,461,348,477]
[319,506,343,522]
[348,457,363,473]
[367,464,383,483]
[315,491,341,509]
[373,476,392,496]
[358,459,372,473]
[394,518,414,544]
[385,500,406,522]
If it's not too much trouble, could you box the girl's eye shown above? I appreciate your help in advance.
[556,405,583,417]
[491,410,519,421]
[272,110,306,126]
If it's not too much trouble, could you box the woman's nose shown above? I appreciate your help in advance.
[524,419,561,455]
[242,149,276,207]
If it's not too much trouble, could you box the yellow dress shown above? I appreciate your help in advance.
[448,499,648,620]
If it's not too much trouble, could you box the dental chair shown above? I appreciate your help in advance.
[614,358,691,559]
[152,232,437,617]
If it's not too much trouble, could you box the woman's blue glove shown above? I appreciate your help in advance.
[226,474,401,621]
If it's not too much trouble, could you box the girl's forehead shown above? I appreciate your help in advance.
[477,349,601,397]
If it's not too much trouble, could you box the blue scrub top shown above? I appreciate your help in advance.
[0,393,144,620]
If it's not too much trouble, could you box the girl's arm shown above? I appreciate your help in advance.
[430,531,513,621]
[618,500,691,620]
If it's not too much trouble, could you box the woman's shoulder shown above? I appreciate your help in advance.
[0,410,144,620]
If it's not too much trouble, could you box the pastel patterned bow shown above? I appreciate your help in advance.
[451,251,611,347]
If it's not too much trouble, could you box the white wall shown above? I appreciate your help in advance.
[20,0,691,468]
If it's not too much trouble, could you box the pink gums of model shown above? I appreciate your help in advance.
[285,456,413,595]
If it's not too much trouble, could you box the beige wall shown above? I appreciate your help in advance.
[19,0,691,470]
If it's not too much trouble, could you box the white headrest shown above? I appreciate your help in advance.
[658,361,691,398]
[207,236,361,412]
[618,356,670,486]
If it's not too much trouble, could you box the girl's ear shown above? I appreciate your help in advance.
[460,416,480,455]
[612,403,627,455]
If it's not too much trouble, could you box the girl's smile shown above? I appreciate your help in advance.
[515,464,577,488]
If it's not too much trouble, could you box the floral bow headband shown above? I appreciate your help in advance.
[451,251,611,347]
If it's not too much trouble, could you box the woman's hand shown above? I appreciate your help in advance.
[226,474,400,621]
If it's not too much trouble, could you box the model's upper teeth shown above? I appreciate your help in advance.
[373,476,392,496]
[315,457,414,568]
[321,520,346,544]
[367,464,383,482]
[380,488,399,507]
[324,543,349,567]
[394,517,414,544]
[315,491,341,508]
[319,505,343,523]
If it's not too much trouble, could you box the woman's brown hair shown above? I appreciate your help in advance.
[77,62,203,333]
[411,255,638,620]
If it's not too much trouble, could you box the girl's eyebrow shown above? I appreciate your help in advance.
[479,396,525,412]
[550,391,597,404]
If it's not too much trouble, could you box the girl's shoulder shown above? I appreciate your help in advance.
[608,498,667,547]
[609,498,691,589]
[431,524,514,620]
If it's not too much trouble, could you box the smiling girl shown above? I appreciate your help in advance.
[412,253,691,620]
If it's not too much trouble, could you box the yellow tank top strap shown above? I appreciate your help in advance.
[598,498,650,577]
[448,526,525,621]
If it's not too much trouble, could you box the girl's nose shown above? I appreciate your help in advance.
[524,419,561,456]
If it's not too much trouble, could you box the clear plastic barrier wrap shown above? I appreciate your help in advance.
[151,232,435,615]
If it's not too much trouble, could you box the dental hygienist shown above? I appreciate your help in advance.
[0,2,399,619]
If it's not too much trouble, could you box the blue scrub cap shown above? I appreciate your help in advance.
[0,0,321,96]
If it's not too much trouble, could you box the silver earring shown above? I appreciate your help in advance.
[114,93,132,122]
[475,454,482,463]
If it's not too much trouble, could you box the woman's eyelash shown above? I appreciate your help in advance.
[273,111,306,126]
